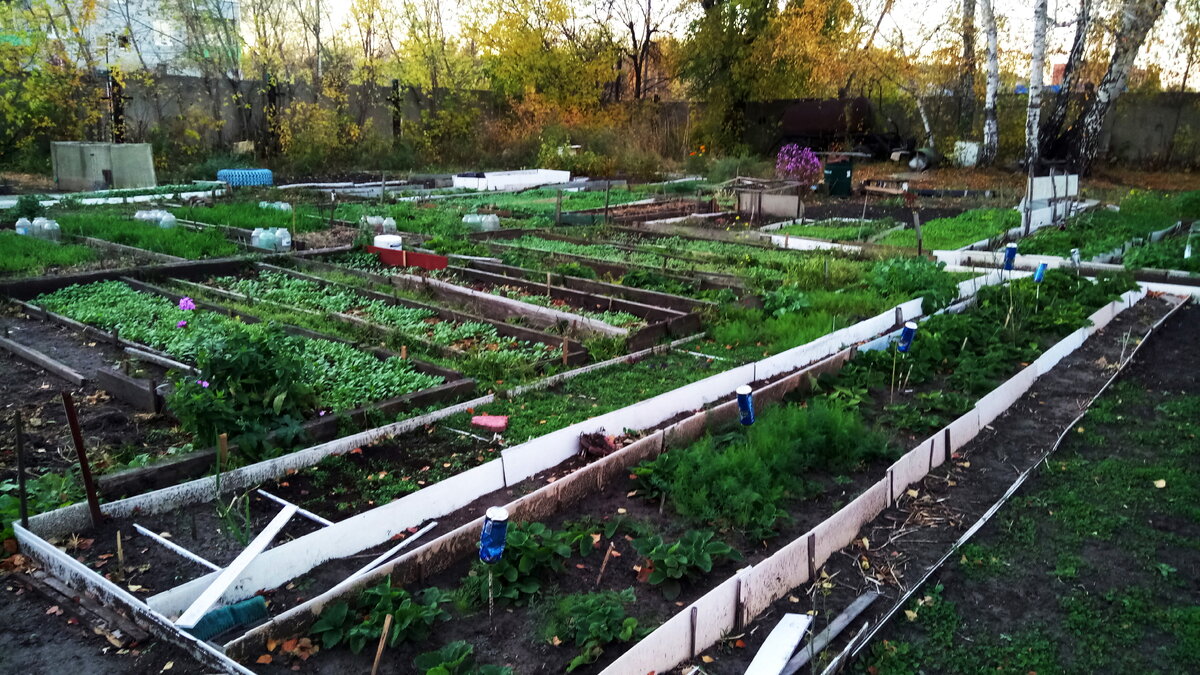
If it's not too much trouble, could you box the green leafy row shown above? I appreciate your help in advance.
[54,211,241,259]
[0,230,98,276]
[874,208,1019,250]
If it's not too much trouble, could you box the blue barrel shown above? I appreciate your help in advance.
[217,168,274,187]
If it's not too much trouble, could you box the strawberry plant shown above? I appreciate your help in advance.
[632,530,740,600]
[413,641,512,674]
[311,582,451,653]
[459,522,572,606]
[542,588,647,671]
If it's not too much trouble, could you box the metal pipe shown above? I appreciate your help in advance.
[133,524,221,572]
[255,489,334,527]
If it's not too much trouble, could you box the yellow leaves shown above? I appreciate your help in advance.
[1153,479,1166,489]
[904,609,919,621]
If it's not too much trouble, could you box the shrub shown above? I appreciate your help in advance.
[14,193,46,220]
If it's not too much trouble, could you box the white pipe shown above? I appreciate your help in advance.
[255,490,334,527]
[134,524,222,572]
[340,521,438,587]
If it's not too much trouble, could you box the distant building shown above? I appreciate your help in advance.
[54,0,241,75]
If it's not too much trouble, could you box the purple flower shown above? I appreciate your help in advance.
[318,410,327,417]
[179,297,196,311]
[197,380,210,388]
[177,320,188,328]
[776,144,822,185]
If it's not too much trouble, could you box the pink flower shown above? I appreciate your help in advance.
[179,297,196,311]
[318,410,327,417]
[177,320,188,328]
[197,380,210,388]
[776,144,822,185]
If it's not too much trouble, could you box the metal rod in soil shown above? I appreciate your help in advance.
[15,412,28,528]
[61,391,103,527]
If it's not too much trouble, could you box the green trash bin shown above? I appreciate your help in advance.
[824,160,853,197]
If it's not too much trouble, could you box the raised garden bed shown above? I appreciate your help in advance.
[0,230,152,279]
[53,211,244,260]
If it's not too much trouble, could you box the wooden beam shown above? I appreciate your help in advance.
[746,613,813,675]
[0,337,86,386]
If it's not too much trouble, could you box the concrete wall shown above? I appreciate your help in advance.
[51,142,157,191]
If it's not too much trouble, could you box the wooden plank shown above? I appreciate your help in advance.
[746,614,813,675]
[175,504,297,629]
[782,591,880,673]
[0,337,87,386]
[94,367,157,412]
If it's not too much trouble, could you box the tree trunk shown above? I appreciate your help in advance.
[959,0,977,136]
[1076,0,1169,173]
[1025,0,1049,171]
[979,0,1000,165]
[1040,0,1091,158]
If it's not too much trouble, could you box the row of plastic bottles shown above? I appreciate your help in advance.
[14,217,61,241]
[134,210,177,228]
[360,215,398,233]
[251,227,292,251]
[258,201,293,211]
[462,214,500,232]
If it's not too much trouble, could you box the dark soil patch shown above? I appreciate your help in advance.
[0,571,207,674]
[799,201,967,223]
[688,294,1182,673]
[0,335,185,482]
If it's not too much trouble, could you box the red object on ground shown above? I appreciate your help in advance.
[471,415,508,432]
[365,245,449,271]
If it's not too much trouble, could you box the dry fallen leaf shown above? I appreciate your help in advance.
[734,639,747,648]
[701,655,715,663]
[266,638,279,652]
[161,661,174,672]
[256,655,273,664]
[617,508,627,514]
[550,635,563,646]
[46,605,63,616]
[861,537,870,550]
[904,609,919,622]
[906,489,919,498]
[1153,479,1166,489]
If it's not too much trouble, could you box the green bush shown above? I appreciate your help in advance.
[14,194,46,220]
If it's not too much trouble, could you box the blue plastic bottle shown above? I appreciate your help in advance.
[479,506,509,564]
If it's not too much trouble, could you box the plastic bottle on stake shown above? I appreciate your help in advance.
[1033,262,1048,283]
[1003,243,1018,271]
[479,506,509,564]
[736,385,754,426]
[898,321,918,353]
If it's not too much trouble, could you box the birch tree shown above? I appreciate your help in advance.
[1040,0,1091,155]
[979,0,999,164]
[1075,0,1169,172]
[1025,0,1049,170]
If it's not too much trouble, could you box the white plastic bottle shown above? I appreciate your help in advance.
[258,228,277,251]
[44,220,61,242]
[382,217,397,233]
[14,217,31,235]
[275,228,291,251]
[159,213,177,229]
[251,227,263,248]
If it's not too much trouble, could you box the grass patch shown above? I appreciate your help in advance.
[55,210,240,259]
[0,230,98,276]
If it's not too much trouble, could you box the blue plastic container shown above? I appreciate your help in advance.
[1003,243,1018,271]
[898,321,918,353]
[736,385,754,426]
[217,168,274,187]
[1033,262,1048,283]
[479,506,509,564]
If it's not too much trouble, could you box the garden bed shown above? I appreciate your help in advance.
[0,230,152,279]
[53,211,245,260]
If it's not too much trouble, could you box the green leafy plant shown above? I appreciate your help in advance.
[542,588,647,671]
[0,230,98,277]
[14,193,46,220]
[311,582,451,654]
[459,522,572,606]
[868,257,960,313]
[413,641,513,675]
[632,530,740,599]
[0,470,81,540]
[54,210,240,259]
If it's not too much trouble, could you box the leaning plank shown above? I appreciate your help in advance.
[781,591,880,674]
[746,614,813,675]
[175,504,297,629]
[0,337,87,385]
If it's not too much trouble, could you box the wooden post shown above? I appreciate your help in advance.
[400,345,408,360]
[15,412,28,529]
[61,392,103,527]
[603,182,611,222]
[546,272,552,297]
[111,326,120,346]
[402,250,408,267]
[370,614,394,675]
[115,531,126,582]
[561,336,569,366]
[913,210,923,256]
[555,190,563,226]
[218,433,229,466]
[380,171,386,206]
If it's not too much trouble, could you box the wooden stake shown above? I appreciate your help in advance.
[370,614,393,675]
[604,182,611,222]
[595,542,615,586]
[61,392,102,527]
[561,336,569,366]
[546,272,552,297]
[400,345,408,360]
[913,210,923,256]
[217,433,229,466]
[555,189,563,226]
[14,412,28,529]
[115,531,125,582]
